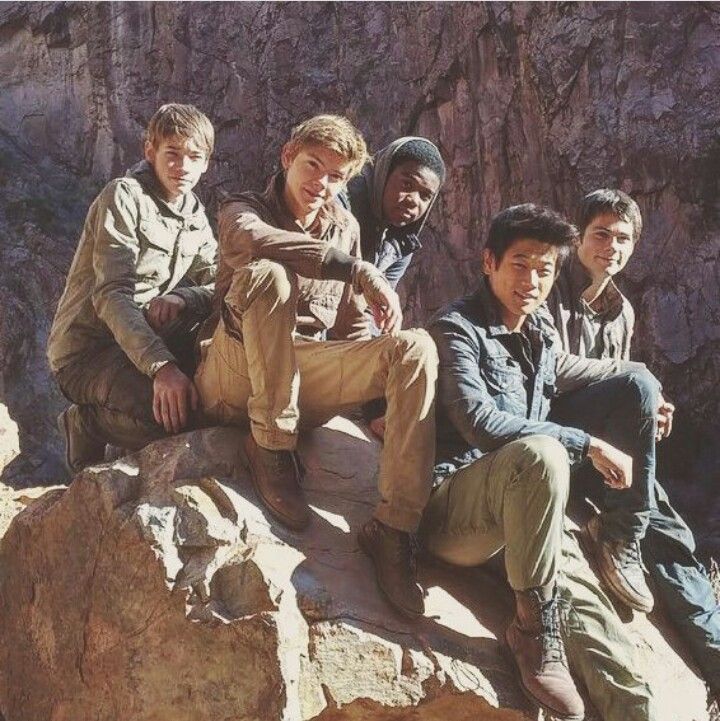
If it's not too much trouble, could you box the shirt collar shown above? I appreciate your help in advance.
[567,253,625,320]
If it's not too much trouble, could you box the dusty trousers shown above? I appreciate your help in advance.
[55,309,205,451]
[418,435,657,721]
[194,259,438,533]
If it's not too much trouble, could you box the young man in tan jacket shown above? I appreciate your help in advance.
[48,104,217,473]
[195,115,438,617]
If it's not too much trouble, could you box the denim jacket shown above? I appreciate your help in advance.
[428,277,644,481]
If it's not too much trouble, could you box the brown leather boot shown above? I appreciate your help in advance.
[358,518,424,617]
[242,434,310,531]
[57,405,105,475]
[506,585,584,721]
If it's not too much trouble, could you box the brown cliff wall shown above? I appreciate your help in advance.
[0,2,718,545]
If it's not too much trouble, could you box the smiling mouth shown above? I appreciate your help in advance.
[515,291,538,302]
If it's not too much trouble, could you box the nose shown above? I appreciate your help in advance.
[179,155,192,173]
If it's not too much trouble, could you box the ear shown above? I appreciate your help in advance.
[280,142,296,171]
[482,248,495,275]
[144,140,155,165]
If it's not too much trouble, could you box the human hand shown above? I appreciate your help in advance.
[152,362,198,434]
[146,294,186,332]
[656,393,675,441]
[353,261,402,334]
[368,416,386,441]
[587,437,633,489]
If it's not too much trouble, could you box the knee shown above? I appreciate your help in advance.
[229,260,298,308]
[626,367,661,413]
[393,329,439,371]
[513,435,570,497]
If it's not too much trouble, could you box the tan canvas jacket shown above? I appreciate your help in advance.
[47,161,217,378]
[215,172,370,340]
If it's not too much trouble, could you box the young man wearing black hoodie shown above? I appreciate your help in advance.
[48,103,217,473]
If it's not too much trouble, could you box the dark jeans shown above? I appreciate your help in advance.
[55,311,202,451]
[551,369,659,544]
[552,369,720,693]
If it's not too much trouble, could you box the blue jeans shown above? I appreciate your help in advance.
[551,369,720,693]
[550,369,659,544]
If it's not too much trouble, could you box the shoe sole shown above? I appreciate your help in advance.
[239,442,310,532]
[57,410,76,475]
[502,641,585,721]
[357,527,424,620]
[579,524,653,614]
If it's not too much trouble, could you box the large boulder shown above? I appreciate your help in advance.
[0,418,712,720]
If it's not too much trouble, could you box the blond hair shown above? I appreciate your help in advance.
[287,114,368,178]
[146,103,215,157]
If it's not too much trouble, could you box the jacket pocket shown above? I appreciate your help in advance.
[136,217,178,282]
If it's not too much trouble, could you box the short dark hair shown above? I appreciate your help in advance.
[389,139,446,183]
[580,189,642,242]
[485,203,578,265]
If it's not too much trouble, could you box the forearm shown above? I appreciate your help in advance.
[447,399,589,465]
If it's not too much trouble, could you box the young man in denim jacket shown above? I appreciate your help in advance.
[425,203,662,720]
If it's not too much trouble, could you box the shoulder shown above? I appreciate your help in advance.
[428,295,484,342]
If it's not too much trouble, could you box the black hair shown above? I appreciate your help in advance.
[580,189,642,242]
[485,203,577,266]
[389,139,446,183]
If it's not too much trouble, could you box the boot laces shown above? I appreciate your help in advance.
[615,538,644,570]
[539,598,568,666]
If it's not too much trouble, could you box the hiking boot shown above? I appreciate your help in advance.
[583,514,654,613]
[506,586,585,721]
[242,434,310,531]
[57,405,105,474]
[357,518,424,617]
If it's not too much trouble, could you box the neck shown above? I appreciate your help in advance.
[581,274,611,306]
[282,184,319,230]
[502,310,526,333]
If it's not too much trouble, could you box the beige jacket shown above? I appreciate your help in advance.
[47,161,217,377]
[215,172,370,340]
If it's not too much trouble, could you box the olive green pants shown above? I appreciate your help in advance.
[194,260,439,533]
[419,437,656,721]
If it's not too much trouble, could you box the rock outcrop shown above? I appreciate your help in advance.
[0,418,712,721]
[0,3,719,531]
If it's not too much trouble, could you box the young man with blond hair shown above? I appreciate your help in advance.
[48,103,217,472]
[195,115,438,616]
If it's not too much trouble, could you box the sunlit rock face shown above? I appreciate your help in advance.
[0,421,711,721]
[0,3,718,549]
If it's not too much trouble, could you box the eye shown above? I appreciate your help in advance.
[420,191,433,202]
[330,173,345,183]
[616,236,631,244]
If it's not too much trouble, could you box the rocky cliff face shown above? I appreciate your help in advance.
[0,2,718,543]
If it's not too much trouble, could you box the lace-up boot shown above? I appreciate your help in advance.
[506,584,585,721]
[583,514,654,613]
[242,434,310,530]
[358,518,424,617]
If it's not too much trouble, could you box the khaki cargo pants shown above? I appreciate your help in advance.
[419,436,656,721]
[195,260,438,533]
